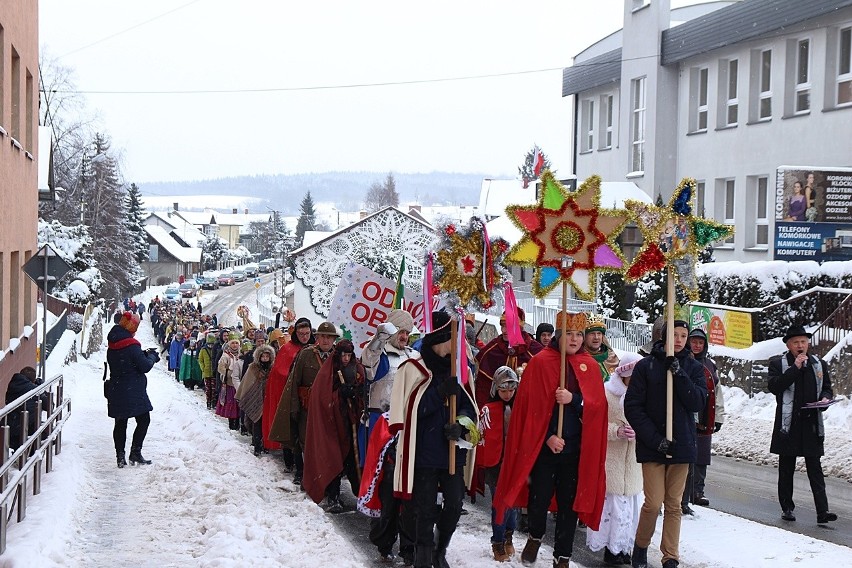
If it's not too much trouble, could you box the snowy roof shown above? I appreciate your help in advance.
[301,230,334,249]
[478,178,535,220]
[145,225,202,263]
[144,211,178,230]
[173,210,218,226]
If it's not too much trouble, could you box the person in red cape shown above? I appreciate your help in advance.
[302,339,365,514]
[265,317,313,467]
[492,311,608,568]
[473,306,543,409]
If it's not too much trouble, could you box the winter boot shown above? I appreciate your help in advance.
[129,447,152,465]
[492,540,510,562]
[693,492,710,506]
[521,536,541,564]
[631,545,648,568]
[433,531,452,568]
[604,547,621,565]
[414,545,433,568]
[661,560,679,568]
[116,451,127,469]
[552,557,570,568]
[326,497,343,514]
[504,530,516,556]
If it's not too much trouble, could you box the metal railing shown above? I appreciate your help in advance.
[810,292,852,358]
[0,374,71,554]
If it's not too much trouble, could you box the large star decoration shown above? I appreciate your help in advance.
[504,171,630,300]
[624,178,734,301]
[434,217,510,309]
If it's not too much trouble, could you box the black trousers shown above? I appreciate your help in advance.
[251,418,263,451]
[527,449,579,560]
[412,467,465,547]
[778,455,829,514]
[325,449,360,500]
[113,412,151,452]
[369,460,415,558]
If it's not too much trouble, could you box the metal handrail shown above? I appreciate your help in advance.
[0,373,71,554]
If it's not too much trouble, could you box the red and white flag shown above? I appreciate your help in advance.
[533,146,545,177]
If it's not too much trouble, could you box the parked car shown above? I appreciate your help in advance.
[231,270,247,282]
[200,276,219,290]
[179,282,198,298]
[258,260,274,273]
[164,286,181,302]
[243,264,259,277]
[217,273,235,286]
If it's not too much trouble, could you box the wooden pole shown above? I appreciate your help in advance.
[557,278,568,439]
[449,319,458,475]
[666,267,675,458]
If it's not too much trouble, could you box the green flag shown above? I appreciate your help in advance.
[393,257,405,309]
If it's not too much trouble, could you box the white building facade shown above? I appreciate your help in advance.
[564,0,852,261]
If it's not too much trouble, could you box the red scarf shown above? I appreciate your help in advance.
[108,337,141,350]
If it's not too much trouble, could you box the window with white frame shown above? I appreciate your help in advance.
[599,94,614,149]
[715,178,735,245]
[759,49,772,119]
[726,59,738,125]
[581,99,595,152]
[631,77,646,173]
[697,67,709,131]
[839,26,852,106]
[755,176,769,246]
[696,181,706,217]
[795,39,811,113]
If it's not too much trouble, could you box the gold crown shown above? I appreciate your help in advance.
[555,311,588,332]
[585,313,607,333]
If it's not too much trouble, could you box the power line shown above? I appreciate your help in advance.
[41,52,661,96]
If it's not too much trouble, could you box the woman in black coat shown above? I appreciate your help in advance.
[107,311,159,468]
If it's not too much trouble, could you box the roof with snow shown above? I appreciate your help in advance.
[145,225,202,263]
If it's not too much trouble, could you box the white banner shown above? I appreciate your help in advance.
[327,262,442,355]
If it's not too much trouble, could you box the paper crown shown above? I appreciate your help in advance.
[555,311,588,332]
[585,313,607,334]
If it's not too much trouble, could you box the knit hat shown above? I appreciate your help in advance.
[423,310,453,346]
[118,311,141,334]
[206,333,217,344]
[254,329,267,341]
[385,309,414,333]
[660,320,689,344]
[535,322,554,344]
[490,365,520,398]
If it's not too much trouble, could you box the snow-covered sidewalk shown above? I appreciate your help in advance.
[1,319,851,567]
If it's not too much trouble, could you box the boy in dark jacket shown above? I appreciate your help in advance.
[624,319,707,568]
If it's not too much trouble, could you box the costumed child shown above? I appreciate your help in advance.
[476,366,520,562]
[217,332,244,430]
[586,353,644,566]
[179,336,203,390]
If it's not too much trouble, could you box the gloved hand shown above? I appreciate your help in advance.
[339,384,355,399]
[665,356,680,375]
[657,438,674,454]
[714,422,723,433]
[376,322,398,337]
[436,378,460,399]
[145,348,160,363]
[443,422,463,441]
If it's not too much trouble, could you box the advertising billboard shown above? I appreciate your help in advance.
[688,304,753,349]
[774,166,852,261]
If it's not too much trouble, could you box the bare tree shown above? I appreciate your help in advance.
[363,172,400,212]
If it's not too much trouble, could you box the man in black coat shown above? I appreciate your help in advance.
[625,319,707,568]
[5,372,41,450]
[768,324,836,524]
[106,311,159,468]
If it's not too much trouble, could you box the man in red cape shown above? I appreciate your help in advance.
[492,311,608,568]
[302,339,365,512]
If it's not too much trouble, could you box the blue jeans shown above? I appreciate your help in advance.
[487,481,518,543]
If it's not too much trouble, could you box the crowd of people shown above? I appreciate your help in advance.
[97,295,838,568]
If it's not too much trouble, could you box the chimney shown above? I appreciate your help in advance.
[244,208,248,214]
[359,210,368,220]
[232,208,237,214]
[173,203,179,211]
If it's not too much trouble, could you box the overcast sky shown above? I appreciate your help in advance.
[40,1,640,183]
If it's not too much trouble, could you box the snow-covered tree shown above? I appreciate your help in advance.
[597,271,630,320]
[295,191,317,247]
[518,146,551,186]
[353,248,402,281]
[125,183,149,264]
[202,235,229,270]
[37,219,104,304]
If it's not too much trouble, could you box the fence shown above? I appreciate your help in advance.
[0,373,71,554]
[42,309,67,361]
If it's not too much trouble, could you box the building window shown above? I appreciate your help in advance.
[795,39,811,113]
[715,179,735,245]
[26,70,34,152]
[755,176,769,246]
[839,26,852,106]
[599,94,614,149]
[519,266,526,282]
[697,67,708,131]
[759,50,772,119]
[11,47,21,140]
[696,181,706,217]
[725,59,738,126]
[0,26,5,123]
[630,77,646,173]
[581,99,594,152]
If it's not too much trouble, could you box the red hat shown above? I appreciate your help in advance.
[119,311,141,334]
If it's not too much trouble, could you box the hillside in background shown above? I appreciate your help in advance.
[139,171,491,214]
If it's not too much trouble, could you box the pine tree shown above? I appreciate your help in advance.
[125,183,148,264]
[597,271,630,320]
[295,191,317,247]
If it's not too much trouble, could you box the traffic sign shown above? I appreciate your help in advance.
[22,244,72,293]
[254,281,261,290]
